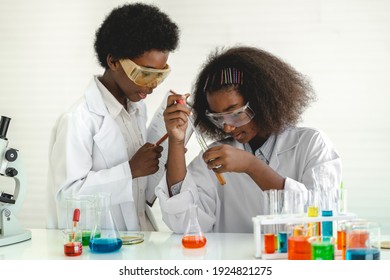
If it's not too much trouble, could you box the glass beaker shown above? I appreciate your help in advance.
[287,224,311,260]
[63,229,82,257]
[66,195,97,246]
[182,204,207,249]
[308,236,335,260]
[89,193,122,253]
[345,220,380,260]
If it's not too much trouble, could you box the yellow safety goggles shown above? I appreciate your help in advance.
[119,59,171,87]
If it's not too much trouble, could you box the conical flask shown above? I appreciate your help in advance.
[182,204,207,249]
[89,193,122,253]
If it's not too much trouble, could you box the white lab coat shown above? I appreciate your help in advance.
[47,78,156,231]
[156,126,342,233]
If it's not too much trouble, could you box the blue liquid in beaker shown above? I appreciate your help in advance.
[89,238,122,253]
[346,248,380,260]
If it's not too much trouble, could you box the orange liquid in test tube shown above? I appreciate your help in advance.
[264,233,276,253]
[337,229,347,259]
[215,173,226,185]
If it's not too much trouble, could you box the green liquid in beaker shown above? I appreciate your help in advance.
[82,231,91,246]
[82,231,100,246]
[311,242,334,260]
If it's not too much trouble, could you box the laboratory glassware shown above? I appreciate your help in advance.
[308,236,335,260]
[337,220,349,259]
[307,189,321,237]
[263,189,278,253]
[89,193,122,253]
[287,224,311,260]
[170,90,226,185]
[345,220,380,260]
[63,229,82,257]
[120,232,144,245]
[182,204,207,249]
[66,195,97,246]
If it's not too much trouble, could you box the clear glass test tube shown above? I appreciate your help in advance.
[187,115,226,185]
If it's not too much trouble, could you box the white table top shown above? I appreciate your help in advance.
[0,229,256,260]
[1,229,389,260]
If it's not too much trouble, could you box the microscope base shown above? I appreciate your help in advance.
[0,229,31,247]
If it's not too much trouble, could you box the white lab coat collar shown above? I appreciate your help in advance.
[269,127,299,168]
[84,76,143,117]
[84,77,108,117]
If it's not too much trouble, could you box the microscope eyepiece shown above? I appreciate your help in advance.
[0,116,11,140]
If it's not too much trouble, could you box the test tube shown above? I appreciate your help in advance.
[171,90,226,185]
[187,115,226,185]
[307,189,321,237]
[321,189,335,237]
[263,190,278,253]
[277,190,287,253]
[337,220,348,259]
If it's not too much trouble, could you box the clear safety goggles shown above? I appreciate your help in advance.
[205,102,255,129]
[119,59,171,87]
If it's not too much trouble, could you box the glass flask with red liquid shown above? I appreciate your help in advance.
[182,204,207,249]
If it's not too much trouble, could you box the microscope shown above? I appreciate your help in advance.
[0,116,31,246]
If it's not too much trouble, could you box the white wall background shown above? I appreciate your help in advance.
[1,0,389,233]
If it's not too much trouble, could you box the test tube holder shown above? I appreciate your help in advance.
[252,212,358,259]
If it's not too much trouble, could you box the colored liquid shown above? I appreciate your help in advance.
[182,235,207,249]
[321,210,333,237]
[348,230,369,248]
[64,242,82,256]
[308,222,321,236]
[311,242,334,260]
[82,231,91,246]
[337,230,346,260]
[82,231,101,246]
[346,248,380,260]
[264,233,275,253]
[278,232,287,253]
[337,230,346,250]
[89,238,122,253]
[293,225,304,236]
[288,236,311,260]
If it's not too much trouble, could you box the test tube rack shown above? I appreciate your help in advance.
[252,212,358,259]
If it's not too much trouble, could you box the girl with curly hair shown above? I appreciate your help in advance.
[156,46,341,233]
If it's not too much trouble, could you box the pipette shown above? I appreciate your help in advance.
[72,208,80,241]
[170,90,226,185]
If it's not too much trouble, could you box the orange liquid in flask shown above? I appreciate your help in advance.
[182,235,207,249]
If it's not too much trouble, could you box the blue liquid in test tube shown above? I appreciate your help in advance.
[321,210,333,237]
[278,232,287,253]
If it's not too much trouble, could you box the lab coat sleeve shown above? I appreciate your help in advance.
[50,110,133,211]
[283,128,342,205]
[155,155,218,233]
